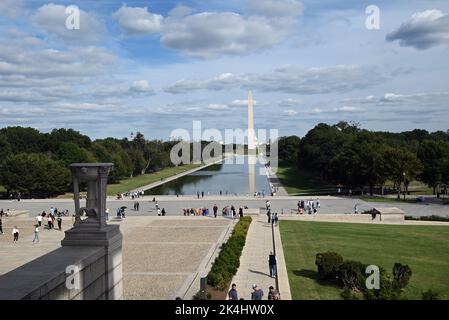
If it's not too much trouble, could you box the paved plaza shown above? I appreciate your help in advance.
[0,212,234,300]
[2,195,448,219]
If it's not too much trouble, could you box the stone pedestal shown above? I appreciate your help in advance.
[61,163,123,300]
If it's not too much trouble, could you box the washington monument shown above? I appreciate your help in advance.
[247,90,255,150]
[248,91,256,194]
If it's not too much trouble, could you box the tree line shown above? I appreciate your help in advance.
[278,122,449,197]
[0,127,182,198]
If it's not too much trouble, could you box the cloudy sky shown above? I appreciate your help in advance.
[0,0,449,140]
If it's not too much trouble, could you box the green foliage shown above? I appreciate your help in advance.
[314,251,412,300]
[278,135,301,164]
[338,260,366,291]
[422,289,440,300]
[405,215,449,222]
[206,217,252,290]
[315,252,344,280]
[293,122,449,196]
[392,263,412,291]
[56,142,93,166]
[0,153,70,196]
[417,140,449,192]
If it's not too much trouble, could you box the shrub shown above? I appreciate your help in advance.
[338,260,366,291]
[422,289,440,300]
[363,267,399,300]
[315,252,344,280]
[392,263,412,291]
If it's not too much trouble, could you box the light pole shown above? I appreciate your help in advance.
[403,172,406,200]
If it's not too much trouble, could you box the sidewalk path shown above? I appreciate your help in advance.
[229,214,291,300]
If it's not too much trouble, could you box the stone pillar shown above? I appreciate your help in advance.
[61,163,123,300]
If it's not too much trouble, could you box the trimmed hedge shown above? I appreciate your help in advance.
[405,215,449,222]
[206,217,252,290]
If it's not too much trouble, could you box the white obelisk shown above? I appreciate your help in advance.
[247,91,255,150]
[247,91,256,194]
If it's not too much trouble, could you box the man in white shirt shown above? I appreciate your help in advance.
[36,214,42,227]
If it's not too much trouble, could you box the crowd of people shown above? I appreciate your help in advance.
[296,199,321,214]
[0,206,67,243]
[182,204,245,219]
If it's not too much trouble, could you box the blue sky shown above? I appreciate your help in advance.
[0,0,449,140]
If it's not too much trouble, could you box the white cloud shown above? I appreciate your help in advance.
[32,4,104,44]
[168,5,193,18]
[207,104,230,110]
[166,65,385,95]
[161,11,296,58]
[113,5,163,35]
[334,106,363,113]
[130,80,154,94]
[283,109,298,116]
[386,10,449,50]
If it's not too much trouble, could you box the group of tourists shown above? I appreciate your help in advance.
[182,204,245,218]
[116,190,145,200]
[297,199,320,214]
[228,283,280,300]
[37,208,63,231]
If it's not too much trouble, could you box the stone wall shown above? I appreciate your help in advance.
[0,245,122,300]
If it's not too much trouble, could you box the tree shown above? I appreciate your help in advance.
[0,126,46,154]
[384,147,423,199]
[56,142,94,166]
[278,136,301,164]
[0,153,70,197]
[417,140,449,195]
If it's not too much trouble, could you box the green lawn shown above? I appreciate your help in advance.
[0,185,5,193]
[276,164,335,195]
[280,220,449,300]
[107,163,203,196]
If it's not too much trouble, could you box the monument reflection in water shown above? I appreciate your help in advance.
[145,155,270,196]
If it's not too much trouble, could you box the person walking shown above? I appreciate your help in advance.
[269,251,277,278]
[266,200,271,211]
[33,224,39,243]
[238,207,244,218]
[105,208,109,221]
[213,204,218,218]
[267,209,271,224]
[47,215,53,229]
[268,286,276,300]
[36,214,42,227]
[0,218,3,235]
[228,283,238,300]
[57,214,62,231]
[161,208,166,216]
[136,202,140,211]
[12,226,19,242]
[251,285,264,300]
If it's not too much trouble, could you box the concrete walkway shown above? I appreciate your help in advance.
[229,214,291,300]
